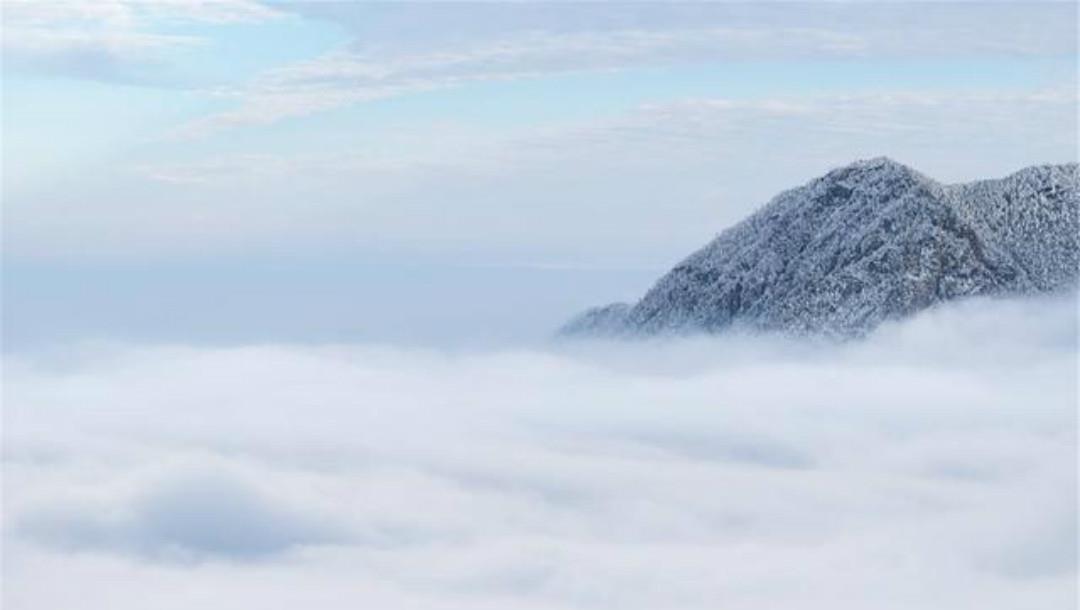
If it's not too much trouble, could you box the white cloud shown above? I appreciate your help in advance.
[3,294,1077,609]
[2,0,282,80]
[179,2,1077,135]
[4,0,281,25]
[176,26,868,136]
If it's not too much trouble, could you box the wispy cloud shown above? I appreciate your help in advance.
[2,0,282,81]
[161,87,1080,179]
[177,2,1077,136]
[176,25,865,136]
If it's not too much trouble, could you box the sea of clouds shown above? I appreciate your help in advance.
[3,294,1077,609]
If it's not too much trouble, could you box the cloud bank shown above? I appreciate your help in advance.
[3,294,1077,609]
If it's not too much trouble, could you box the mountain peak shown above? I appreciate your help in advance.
[820,156,925,184]
[561,160,1079,339]
[848,156,906,170]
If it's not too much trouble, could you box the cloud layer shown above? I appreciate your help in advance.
[4,294,1077,609]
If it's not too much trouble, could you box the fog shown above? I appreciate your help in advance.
[3,294,1077,609]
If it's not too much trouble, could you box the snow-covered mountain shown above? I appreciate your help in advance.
[561,158,1079,338]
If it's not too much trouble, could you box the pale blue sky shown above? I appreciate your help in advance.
[3,1,1077,348]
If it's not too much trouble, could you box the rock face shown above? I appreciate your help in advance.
[562,158,1079,338]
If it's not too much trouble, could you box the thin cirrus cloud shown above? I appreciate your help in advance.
[174,26,866,136]
[174,2,1077,136]
[1,0,282,81]
[3,294,1076,609]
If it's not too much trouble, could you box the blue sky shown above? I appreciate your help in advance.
[3,1,1077,347]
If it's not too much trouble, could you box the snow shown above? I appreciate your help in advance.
[562,158,1079,338]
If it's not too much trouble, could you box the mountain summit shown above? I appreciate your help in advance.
[561,158,1079,338]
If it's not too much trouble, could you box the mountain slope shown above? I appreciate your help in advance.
[562,158,1079,338]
